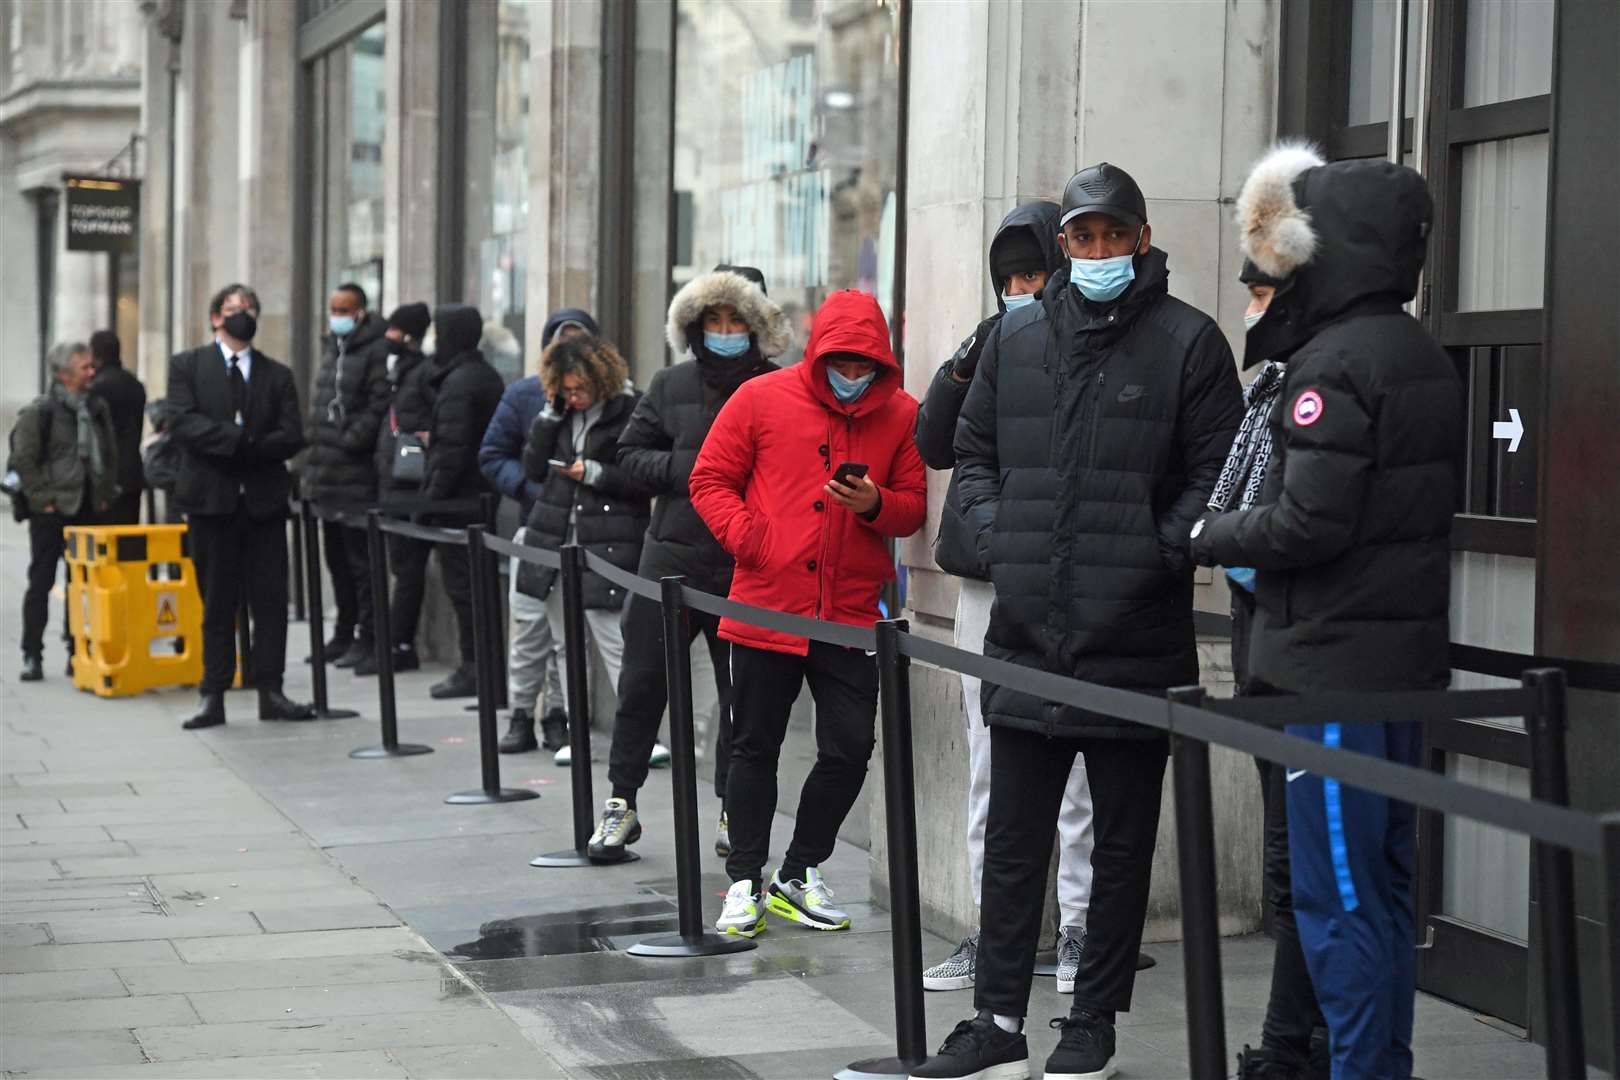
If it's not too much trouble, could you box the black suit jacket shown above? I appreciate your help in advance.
[167,342,305,518]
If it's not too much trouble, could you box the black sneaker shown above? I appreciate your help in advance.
[307,633,353,663]
[429,666,477,699]
[1236,1044,1305,1079]
[909,1012,1029,1080]
[1044,1012,1115,1080]
[333,638,372,669]
[539,708,569,750]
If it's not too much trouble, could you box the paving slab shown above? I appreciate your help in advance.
[251,903,401,934]
[116,951,444,996]
[0,1029,148,1072]
[173,926,428,964]
[0,825,113,845]
[186,976,487,1024]
[0,967,129,1001]
[3,992,199,1031]
[133,1009,527,1062]
[389,1041,572,1079]
[42,910,265,943]
[8,1050,409,1079]
[57,847,329,878]
[0,939,183,973]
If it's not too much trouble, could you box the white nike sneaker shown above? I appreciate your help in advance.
[554,744,571,767]
[765,867,850,931]
[715,879,766,938]
[648,742,671,768]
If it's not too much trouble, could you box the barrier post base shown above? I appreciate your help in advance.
[627,931,756,958]
[835,1056,929,1080]
[318,706,361,719]
[349,743,434,759]
[445,788,539,804]
[529,848,640,868]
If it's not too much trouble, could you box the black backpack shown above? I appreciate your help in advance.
[4,398,54,522]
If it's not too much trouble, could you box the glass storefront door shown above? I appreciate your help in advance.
[670,0,903,365]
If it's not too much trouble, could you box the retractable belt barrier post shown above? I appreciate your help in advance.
[1525,669,1585,1077]
[235,593,254,689]
[445,524,536,805]
[351,510,432,760]
[1168,686,1226,1080]
[531,543,626,867]
[297,501,360,719]
[1602,814,1620,1078]
[839,619,928,1080]
[630,577,756,957]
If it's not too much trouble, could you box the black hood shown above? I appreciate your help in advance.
[434,304,485,359]
[541,307,599,347]
[1247,159,1432,365]
[989,201,1065,313]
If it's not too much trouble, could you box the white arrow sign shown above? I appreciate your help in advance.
[1493,408,1524,453]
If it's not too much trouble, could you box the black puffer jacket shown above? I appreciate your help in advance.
[916,201,1064,579]
[955,249,1243,738]
[374,344,429,507]
[1193,156,1461,693]
[422,305,503,523]
[618,266,788,596]
[304,314,391,507]
[517,387,653,608]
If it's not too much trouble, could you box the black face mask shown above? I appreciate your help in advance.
[222,311,258,342]
[385,337,406,355]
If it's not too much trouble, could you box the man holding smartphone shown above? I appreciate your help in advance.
[690,289,926,939]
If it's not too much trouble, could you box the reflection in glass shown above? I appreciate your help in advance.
[1463,0,1553,108]
[1456,134,1548,312]
[308,21,387,326]
[464,0,534,382]
[1442,754,1529,941]
[1346,0,1421,126]
[671,0,902,365]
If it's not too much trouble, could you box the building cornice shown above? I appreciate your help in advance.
[0,80,142,129]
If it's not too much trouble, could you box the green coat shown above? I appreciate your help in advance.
[11,392,119,518]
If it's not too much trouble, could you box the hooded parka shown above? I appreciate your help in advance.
[690,289,927,655]
[304,313,392,507]
[421,305,503,523]
[616,267,788,596]
[954,246,1243,738]
[915,201,1065,579]
[1192,151,1461,693]
[516,378,652,609]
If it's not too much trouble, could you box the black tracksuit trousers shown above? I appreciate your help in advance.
[1232,588,1326,1062]
[723,641,877,887]
[321,518,359,641]
[975,724,1167,1020]
[608,592,733,804]
[387,533,429,647]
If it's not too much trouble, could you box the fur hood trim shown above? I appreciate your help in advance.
[1236,141,1326,279]
[665,270,792,359]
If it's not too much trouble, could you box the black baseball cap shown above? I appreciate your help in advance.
[1060,162,1147,229]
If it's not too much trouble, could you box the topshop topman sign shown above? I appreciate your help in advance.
[63,176,139,253]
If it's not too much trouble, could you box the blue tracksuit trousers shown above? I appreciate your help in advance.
[1286,720,1422,1080]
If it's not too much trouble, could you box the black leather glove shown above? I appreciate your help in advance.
[950,313,1003,382]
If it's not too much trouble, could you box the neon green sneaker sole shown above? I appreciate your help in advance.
[720,915,766,938]
[765,891,850,931]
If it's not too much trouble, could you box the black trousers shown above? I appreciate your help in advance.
[321,519,360,639]
[608,593,733,803]
[435,541,476,667]
[976,725,1167,1019]
[724,641,877,886]
[22,512,76,658]
[189,505,290,694]
[1231,588,1325,1060]
[388,533,430,646]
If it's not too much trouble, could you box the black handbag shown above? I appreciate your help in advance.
[389,407,425,487]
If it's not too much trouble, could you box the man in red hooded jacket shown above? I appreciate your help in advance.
[691,289,926,938]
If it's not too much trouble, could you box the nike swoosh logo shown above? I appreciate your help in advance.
[1117,387,1146,403]
[1286,769,1307,782]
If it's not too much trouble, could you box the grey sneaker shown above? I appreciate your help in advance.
[765,867,850,930]
[586,798,641,862]
[922,929,979,991]
[1056,925,1086,994]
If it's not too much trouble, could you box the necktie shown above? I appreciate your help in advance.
[229,354,246,424]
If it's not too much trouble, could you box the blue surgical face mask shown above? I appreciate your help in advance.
[1244,310,1266,331]
[1070,253,1136,303]
[329,314,357,337]
[1003,292,1036,311]
[828,367,876,404]
[703,330,750,358]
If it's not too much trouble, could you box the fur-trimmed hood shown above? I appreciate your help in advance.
[665,268,792,359]
[1236,143,1432,364]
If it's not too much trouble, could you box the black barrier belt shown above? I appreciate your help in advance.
[373,516,466,545]
[1166,702,1602,856]
[677,583,879,651]
[480,532,563,571]
[1450,642,1620,694]
[580,549,663,603]
[1208,687,1537,725]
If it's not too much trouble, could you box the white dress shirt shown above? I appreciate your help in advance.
[216,338,254,382]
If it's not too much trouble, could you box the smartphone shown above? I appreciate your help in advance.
[831,462,869,486]
[547,458,569,470]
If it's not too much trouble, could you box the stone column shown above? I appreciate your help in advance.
[384,0,439,310]
[240,0,297,373]
[884,0,1277,945]
[137,0,182,396]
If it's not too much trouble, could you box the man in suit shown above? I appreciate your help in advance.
[88,329,147,525]
[167,283,316,728]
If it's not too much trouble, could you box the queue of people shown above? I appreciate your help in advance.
[8,140,1458,1080]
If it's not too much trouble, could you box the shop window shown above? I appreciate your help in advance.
[307,21,387,321]
[462,0,534,382]
[670,0,903,365]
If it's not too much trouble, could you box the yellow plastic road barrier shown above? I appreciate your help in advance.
[64,524,204,697]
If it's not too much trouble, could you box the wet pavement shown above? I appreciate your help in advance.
[0,519,1566,1079]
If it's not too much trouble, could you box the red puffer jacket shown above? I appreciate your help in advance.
[690,290,927,655]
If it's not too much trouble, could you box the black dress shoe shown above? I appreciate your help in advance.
[305,633,354,664]
[258,690,318,721]
[19,654,44,682]
[333,639,371,669]
[183,693,226,729]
